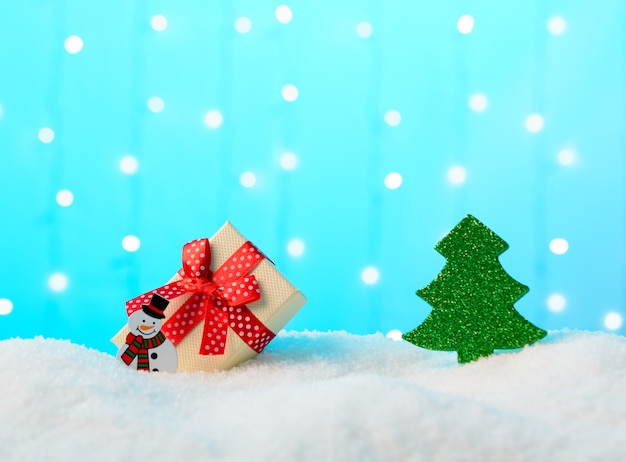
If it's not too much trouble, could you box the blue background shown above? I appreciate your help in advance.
[1,1,625,354]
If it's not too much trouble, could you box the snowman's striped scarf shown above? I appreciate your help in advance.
[121,331,167,371]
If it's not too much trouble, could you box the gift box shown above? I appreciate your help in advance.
[111,222,307,372]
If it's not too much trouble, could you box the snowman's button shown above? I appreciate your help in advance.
[151,353,158,359]
[152,369,159,372]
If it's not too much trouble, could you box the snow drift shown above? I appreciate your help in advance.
[1,330,625,461]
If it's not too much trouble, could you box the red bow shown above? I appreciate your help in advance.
[125,238,275,356]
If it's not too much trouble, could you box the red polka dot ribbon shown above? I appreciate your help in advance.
[125,238,275,356]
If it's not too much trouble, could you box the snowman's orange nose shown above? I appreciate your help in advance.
[139,325,154,332]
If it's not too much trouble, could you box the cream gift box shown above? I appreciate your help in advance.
[112,222,307,372]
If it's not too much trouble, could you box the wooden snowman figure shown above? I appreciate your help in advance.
[117,293,178,372]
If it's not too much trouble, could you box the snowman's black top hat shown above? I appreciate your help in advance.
[142,293,169,319]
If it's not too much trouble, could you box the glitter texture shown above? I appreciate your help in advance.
[402,215,547,363]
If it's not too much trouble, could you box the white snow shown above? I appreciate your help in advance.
[1,330,625,461]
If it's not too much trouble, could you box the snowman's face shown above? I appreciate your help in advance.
[127,310,163,339]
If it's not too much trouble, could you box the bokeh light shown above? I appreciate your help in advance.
[48,273,69,293]
[205,110,223,128]
[548,16,566,35]
[457,15,474,34]
[279,152,298,170]
[549,238,569,255]
[525,114,544,132]
[38,127,54,143]
[384,110,401,126]
[469,94,488,112]
[0,299,13,316]
[356,22,373,38]
[56,190,74,207]
[119,156,139,174]
[557,149,576,166]
[604,312,623,330]
[275,5,293,24]
[547,294,567,313]
[361,266,380,285]
[240,172,257,188]
[447,166,467,185]
[281,84,299,102]
[384,172,403,190]
[234,17,252,34]
[151,15,168,32]
[147,96,165,113]
[64,35,83,54]
[287,238,305,257]
[386,330,403,341]
[122,235,141,252]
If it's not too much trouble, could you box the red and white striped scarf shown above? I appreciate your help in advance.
[120,331,167,371]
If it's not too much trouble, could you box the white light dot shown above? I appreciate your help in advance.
[122,235,141,252]
[287,238,305,257]
[240,172,257,188]
[275,5,293,24]
[38,127,55,144]
[151,15,168,32]
[384,172,403,190]
[546,293,566,313]
[279,152,298,170]
[457,15,474,34]
[469,93,488,112]
[0,299,13,315]
[234,17,252,34]
[384,109,401,126]
[0,104,4,118]
[547,16,566,35]
[147,96,164,113]
[48,273,69,292]
[447,165,467,185]
[205,110,223,129]
[356,22,373,38]
[56,190,74,207]
[386,330,403,341]
[549,238,569,255]
[64,35,83,54]
[557,149,576,166]
[525,114,544,133]
[120,156,139,175]
[282,84,299,102]
[604,312,623,330]
[361,266,380,285]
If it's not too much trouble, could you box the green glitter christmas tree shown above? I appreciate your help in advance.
[403,214,547,363]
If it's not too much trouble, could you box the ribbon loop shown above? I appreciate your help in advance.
[181,238,212,280]
[219,275,261,307]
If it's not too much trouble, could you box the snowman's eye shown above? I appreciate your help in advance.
[142,319,146,323]
[152,321,156,325]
